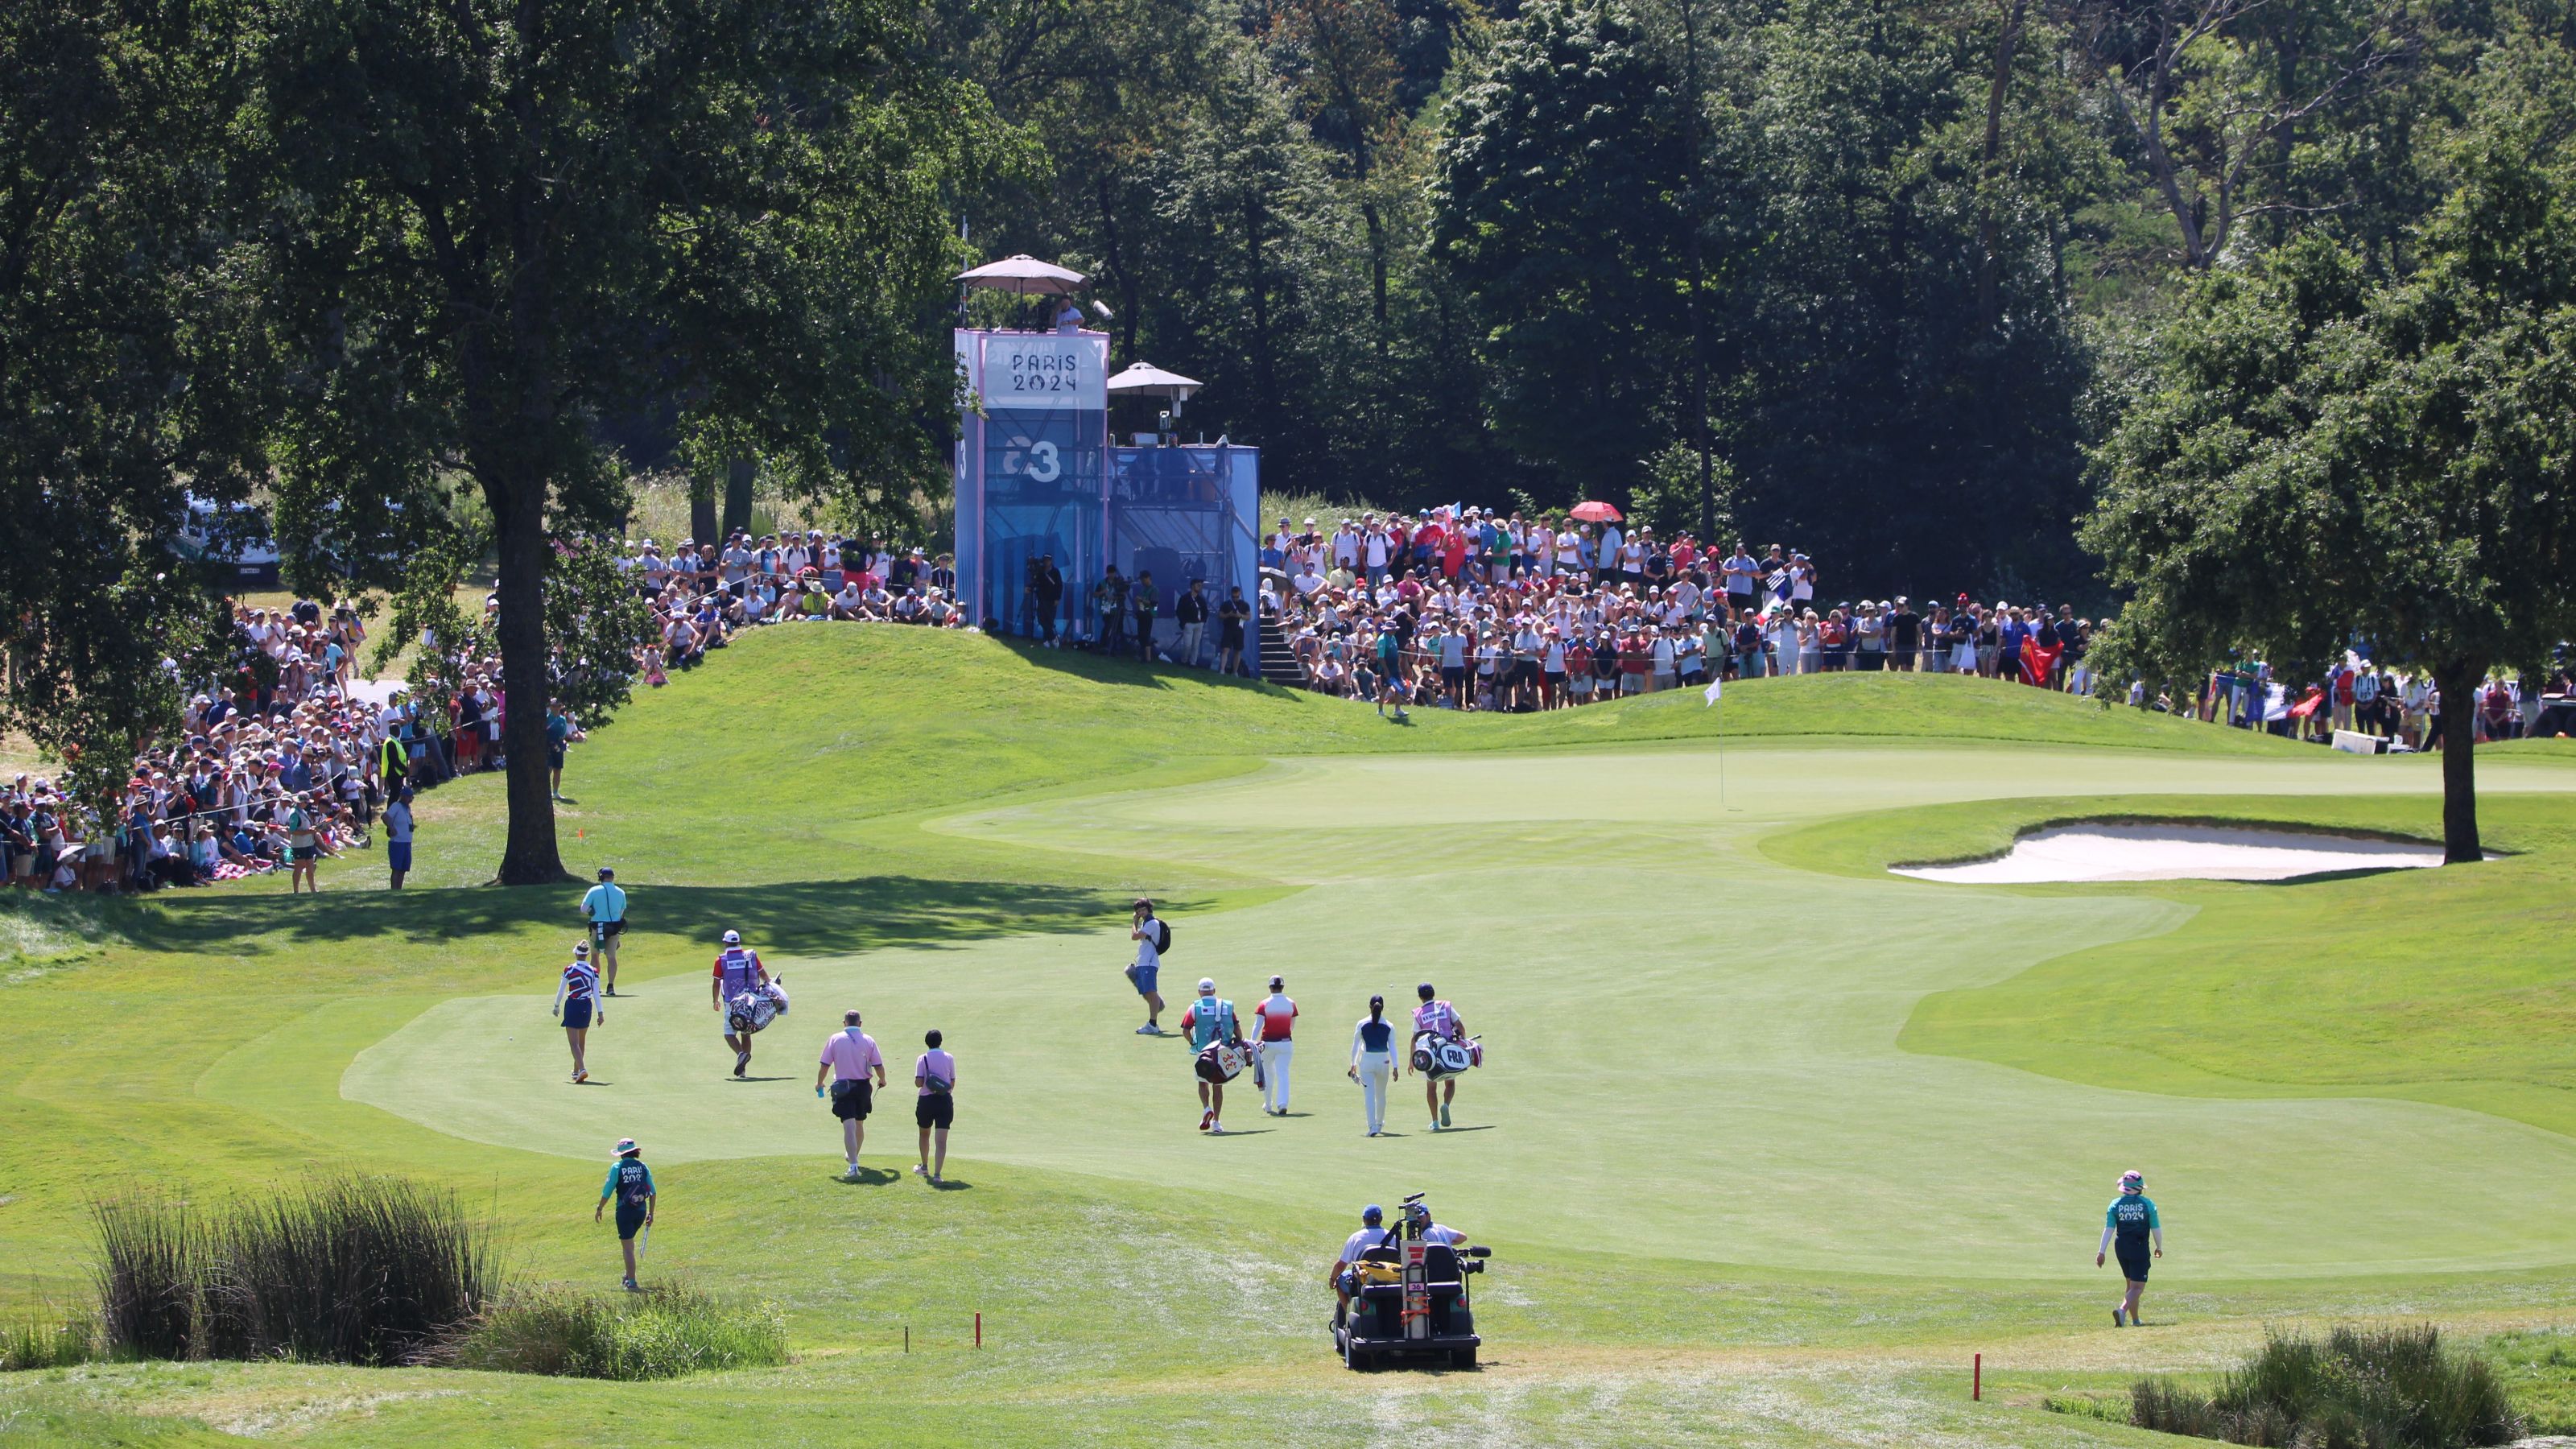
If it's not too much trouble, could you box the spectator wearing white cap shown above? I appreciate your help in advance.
[1251,975,1297,1116]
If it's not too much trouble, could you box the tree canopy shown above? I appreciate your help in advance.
[2088,81,2576,861]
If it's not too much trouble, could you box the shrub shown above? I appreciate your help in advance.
[436,1284,788,1381]
[93,1178,492,1367]
[2132,1324,2522,1449]
[1,1316,100,1370]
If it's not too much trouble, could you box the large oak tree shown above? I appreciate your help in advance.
[2087,113,2576,862]
[249,0,1013,882]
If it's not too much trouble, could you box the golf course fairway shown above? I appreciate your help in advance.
[8,625,2576,1446]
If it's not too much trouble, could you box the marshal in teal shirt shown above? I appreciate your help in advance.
[2106,1194,2159,1239]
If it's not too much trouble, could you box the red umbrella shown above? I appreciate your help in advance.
[1569,500,1623,523]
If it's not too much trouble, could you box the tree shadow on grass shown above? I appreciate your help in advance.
[75,875,1227,960]
[997,636,1285,697]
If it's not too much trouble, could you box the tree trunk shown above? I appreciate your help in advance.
[1680,0,1716,543]
[721,456,755,538]
[689,470,717,545]
[489,470,571,886]
[1975,0,2028,328]
[2434,660,2483,865]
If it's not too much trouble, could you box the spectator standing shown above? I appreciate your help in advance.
[1174,578,1211,667]
[1131,570,1161,661]
[1217,586,1251,676]
[546,702,583,800]
[1032,554,1065,645]
[913,1030,956,1184]
[1126,898,1168,1034]
[815,1009,888,1180]
[581,866,627,993]
[1252,975,1297,1117]
[1093,567,1129,654]
[381,788,415,890]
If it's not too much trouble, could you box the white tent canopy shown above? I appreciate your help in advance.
[953,254,1086,296]
[1104,361,1201,402]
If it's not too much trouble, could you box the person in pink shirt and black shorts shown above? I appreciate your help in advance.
[815,1009,887,1181]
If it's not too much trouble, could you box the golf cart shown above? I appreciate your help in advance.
[1333,1194,1492,1371]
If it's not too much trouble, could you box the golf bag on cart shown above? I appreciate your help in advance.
[727,977,790,1035]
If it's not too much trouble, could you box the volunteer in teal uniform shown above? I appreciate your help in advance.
[2096,1169,2164,1326]
[597,1137,655,1291]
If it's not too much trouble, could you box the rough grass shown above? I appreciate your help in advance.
[2131,1325,2521,1447]
[95,1179,490,1368]
[0,1315,97,1371]
[436,1283,786,1380]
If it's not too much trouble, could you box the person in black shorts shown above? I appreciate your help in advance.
[914,1029,957,1185]
[596,1137,654,1291]
[2096,1169,2165,1326]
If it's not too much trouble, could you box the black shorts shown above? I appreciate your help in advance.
[591,919,625,941]
[915,1092,954,1130]
[831,1080,873,1121]
[615,1203,646,1241]
[1441,666,1466,685]
[2115,1240,2151,1282]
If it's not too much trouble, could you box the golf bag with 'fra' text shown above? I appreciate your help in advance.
[1411,1031,1481,1080]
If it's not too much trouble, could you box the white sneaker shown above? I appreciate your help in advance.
[840,1165,860,1182]
[1209,1123,1226,1135]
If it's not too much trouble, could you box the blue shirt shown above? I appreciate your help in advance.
[583,883,627,923]
[602,1158,654,1206]
[1186,997,1236,1050]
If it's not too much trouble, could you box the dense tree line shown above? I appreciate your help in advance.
[944,0,2539,596]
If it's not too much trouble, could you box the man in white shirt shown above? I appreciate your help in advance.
[1596,522,1623,584]
[1331,523,1360,571]
[1251,976,1297,1116]
[1290,562,1327,598]
[1364,522,1391,580]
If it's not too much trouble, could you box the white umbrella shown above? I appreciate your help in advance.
[1104,361,1201,402]
[954,254,1086,297]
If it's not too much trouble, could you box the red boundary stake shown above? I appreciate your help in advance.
[1973,1352,1982,1401]
[975,1311,983,1348]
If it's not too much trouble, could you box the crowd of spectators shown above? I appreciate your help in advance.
[1240,510,2101,710]
[621,530,971,679]
[2182,658,2574,749]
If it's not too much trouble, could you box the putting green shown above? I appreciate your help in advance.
[343,743,2576,1281]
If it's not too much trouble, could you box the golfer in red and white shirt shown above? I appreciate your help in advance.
[1252,976,1298,1117]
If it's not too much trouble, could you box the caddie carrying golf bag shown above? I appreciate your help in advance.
[1410,1030,1482,1080]
[727,977,790,1035]
[1195,1039,1253,1085]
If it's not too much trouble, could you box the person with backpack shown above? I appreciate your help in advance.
[1125,898,1168,1035]
[913,1029,956,1184]
[1183,978,1242,1134]
[595,1137,654,1292]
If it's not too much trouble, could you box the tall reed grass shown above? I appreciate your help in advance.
[2132,1324,2521,1448]
[94,1179,490,1366]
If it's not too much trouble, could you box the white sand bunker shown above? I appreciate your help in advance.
[1894,823,2447,884]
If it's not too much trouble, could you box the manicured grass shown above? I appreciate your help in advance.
[1823,792,2576,1136]
[5,627,2576,1446]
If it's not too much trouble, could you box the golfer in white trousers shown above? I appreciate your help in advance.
[1348,994,1400,1137]
[1252,976,1297,1116]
